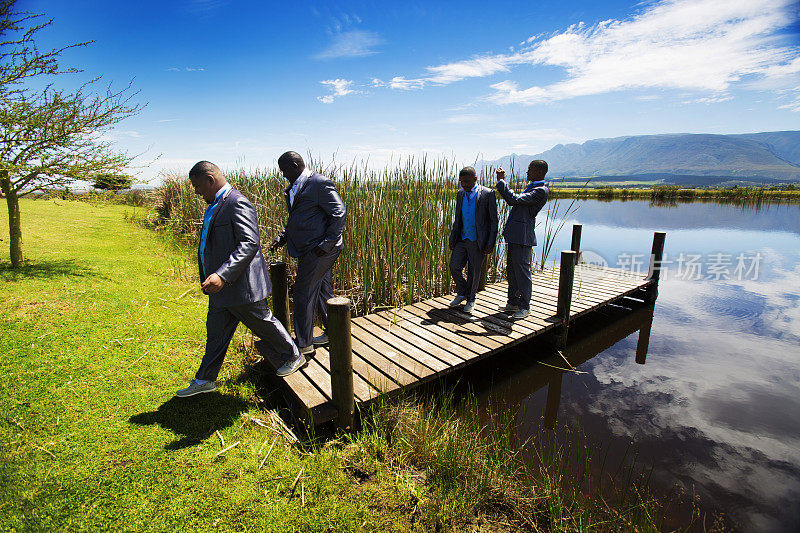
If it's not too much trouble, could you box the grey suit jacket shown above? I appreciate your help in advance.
[449,185,499,251]
[276,172,346,258]
[496,180,549,246]
[198,188,271,308]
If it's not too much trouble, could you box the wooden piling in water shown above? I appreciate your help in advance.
[645,232,666,302]
[269,261,291,332]
[327,297,354,431]
[556,250,577,347]
[570,224,583,262]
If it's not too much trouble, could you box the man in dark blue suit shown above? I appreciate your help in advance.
[496,160,549,320]
[176,161,302,398]
[448,166,499,314]
[269,152,346,355]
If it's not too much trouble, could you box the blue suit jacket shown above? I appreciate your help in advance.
[198,188,271,308]
[449,184,499,251]
[496,180,549,246]
[276,172,346,258]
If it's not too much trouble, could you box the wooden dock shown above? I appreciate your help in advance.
[258,229,664,427]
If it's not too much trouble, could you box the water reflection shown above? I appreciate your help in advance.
[460,200,800,531]
[463,300,656,431]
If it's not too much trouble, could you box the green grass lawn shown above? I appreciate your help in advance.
[0,199,667,532]
[0,199,412,531]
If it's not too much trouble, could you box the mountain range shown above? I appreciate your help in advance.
[475,131,800,182]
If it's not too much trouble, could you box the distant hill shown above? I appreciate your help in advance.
[476,131,800,181]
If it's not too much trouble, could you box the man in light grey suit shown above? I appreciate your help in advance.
[176,161,302,398]
[448,166,499,314]
[496,160,549,320]
[269,152,346,355]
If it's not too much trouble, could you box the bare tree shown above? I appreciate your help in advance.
[0,0,142,267]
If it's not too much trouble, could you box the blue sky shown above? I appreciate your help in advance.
[21,0,800,183]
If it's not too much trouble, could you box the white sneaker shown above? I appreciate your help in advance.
[276,355,306,377]
[512,309,529,320]
[175,380,217,398]
[463,301,475,314]
[449,295,466,307]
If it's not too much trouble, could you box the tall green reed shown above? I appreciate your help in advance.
[151,156,568,315]
[346,392,667,531]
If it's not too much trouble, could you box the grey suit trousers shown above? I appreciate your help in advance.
[450,239,484,302]
[293,246,341,349]
[506,243,533,310]
[196,299,299,381]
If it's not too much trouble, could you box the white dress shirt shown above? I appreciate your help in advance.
[289,168,313,208]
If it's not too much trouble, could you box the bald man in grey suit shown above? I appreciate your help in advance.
[269,152,346,355]
[496,160,549,320]
[176,161,302,398]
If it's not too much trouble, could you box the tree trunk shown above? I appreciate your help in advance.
[0,171,23,268]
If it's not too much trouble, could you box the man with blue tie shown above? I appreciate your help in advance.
[176,161,302,398]
[448,166,499,314]
[496,160,549,320]
[269,152,346,356]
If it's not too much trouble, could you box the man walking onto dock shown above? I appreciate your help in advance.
[496,160,549,319]
[448,166,499,314]
[176,161,302,398]
[269,151,346,357]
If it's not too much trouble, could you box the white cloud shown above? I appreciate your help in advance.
[374,0,799,108]
[488,0,798,105]
[684,95,735,104]
[184,0,229,15]
[93,130,142,142]
[778,97,800,112]
[315,30,384,59]
[758,55,800,79]
[372,76,425,90]
[317,78,358,104]
[426,55,514,84]
[166,67,205,72]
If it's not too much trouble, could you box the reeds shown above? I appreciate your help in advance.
[345,393,667,531]
[149,157,558,316]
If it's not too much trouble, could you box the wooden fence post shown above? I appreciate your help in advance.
[645,232,666,302]
[570,224,582,262]
[556,250,577,348]
[327,297,354,431]
[268,261,291,332]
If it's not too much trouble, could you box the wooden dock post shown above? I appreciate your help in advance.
[570,224,582,262]
[269,261,291,332]
[556,250,577,347]
[327,297,354,431]
[645,232,666,302]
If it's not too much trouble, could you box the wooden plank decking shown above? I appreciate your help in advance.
[258,263,653,425]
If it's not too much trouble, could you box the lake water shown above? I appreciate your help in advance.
[470,200,800,531]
